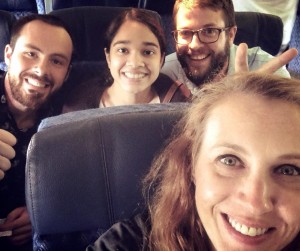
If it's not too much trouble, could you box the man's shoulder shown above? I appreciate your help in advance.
[229,44,290,77]
[165,52,178,62]
[229,44,266,58]
[245,46,290,77]
[162,52,182,74]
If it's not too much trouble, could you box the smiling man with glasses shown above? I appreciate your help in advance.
[161,0,291,92]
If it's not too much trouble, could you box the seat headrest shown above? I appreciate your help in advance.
[0,0,38,11]
[143,0,174,14]
[235,11,283,56]
[26,103,189,235]
[50,6,161,62]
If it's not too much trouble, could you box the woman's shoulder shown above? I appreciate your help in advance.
[86,213,150,251]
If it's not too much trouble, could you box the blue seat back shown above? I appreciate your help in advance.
[288,14,300,79]
[26,103,188,251]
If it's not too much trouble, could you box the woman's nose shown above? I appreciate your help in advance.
[126,52,145,67]
[237,172,275,215]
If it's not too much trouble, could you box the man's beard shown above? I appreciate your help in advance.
[7,71,51,110]
[177,41,231,87]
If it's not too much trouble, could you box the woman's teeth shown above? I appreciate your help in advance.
[228,217,268,237]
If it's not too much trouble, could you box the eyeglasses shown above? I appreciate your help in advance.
[172,27,231,45]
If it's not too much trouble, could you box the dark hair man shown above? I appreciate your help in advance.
[0,14,73,251]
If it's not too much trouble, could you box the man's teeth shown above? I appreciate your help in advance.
[26,78,47,88]
[228,217,268,237]
[190,54,208,60]
[124,72,146,79]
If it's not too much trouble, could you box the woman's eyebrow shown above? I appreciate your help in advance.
[277,154,300,161]
[212,143,247,153]
[112,40,130,47]
[112,40,159,48]
[142,41,159,48]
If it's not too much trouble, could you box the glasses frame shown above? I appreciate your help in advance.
[172,27,232,45]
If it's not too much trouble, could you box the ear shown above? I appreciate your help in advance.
[228,26,237,45]
[104,48,111,69]
[4,44,13,66]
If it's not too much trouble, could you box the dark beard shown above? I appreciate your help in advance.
[178,41,231,87]
[7,72,50,110]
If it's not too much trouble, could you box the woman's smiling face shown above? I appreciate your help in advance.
[105,20,163,95]
[194,93,300,251]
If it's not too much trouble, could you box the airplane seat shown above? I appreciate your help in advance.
[0,0,45,19]
[49,6,162,112]
[25,103,189,251]
[234,11,283,56]
[288,8,300,79]
[141,0,175,55]
[0,10,16,71]
[142,0,283,57]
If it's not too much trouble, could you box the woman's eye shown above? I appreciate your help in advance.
[117,48,128,54]
[219,156,239,166]
[275,165,300,176]
[144,50,154,56]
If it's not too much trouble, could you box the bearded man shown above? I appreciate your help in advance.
[161,0,291,94]
[0,14,72,251]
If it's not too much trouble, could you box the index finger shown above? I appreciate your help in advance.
[0,129,17,146]
[235,43,249,73]
[256,48,298,74]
